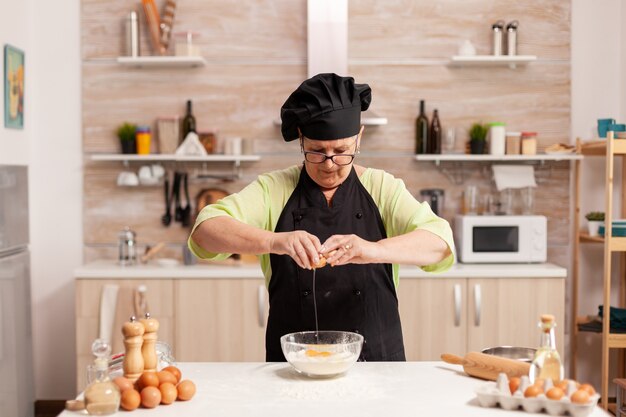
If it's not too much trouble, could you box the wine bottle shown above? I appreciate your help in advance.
[429,109,442,154]
[181,100,196,143]
[415,100,429,154]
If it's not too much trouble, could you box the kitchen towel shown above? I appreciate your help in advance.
[599,305,626,329]
[492,165,537,191]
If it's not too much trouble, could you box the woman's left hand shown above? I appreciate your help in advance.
[320,234,380,266]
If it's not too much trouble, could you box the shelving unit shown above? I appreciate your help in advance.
[116,56,207,68]
[415,153,581,165]
[448,55,537,69]
[572,133,626,410]
[89,153,261,180]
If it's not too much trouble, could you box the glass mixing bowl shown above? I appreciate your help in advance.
[280,331,363,378]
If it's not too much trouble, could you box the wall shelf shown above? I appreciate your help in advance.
[116,56,207,68]
[90,154,260,163]
[415,153,582,165]
[448,55,537,68]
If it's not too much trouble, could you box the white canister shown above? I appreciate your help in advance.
[489,122,506,155]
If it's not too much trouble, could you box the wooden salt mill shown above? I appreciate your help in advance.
[122,316,145,382]
[140,312,159,373]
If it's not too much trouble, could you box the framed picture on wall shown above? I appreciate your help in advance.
[4,44,24,129]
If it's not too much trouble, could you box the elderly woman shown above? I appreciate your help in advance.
[189,73,454,362]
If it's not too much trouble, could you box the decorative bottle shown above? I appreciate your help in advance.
[415,100,429,154]
[529,314,564,383]
[83,339,121,415]
[429,109,442,154]
[181,99,197,144]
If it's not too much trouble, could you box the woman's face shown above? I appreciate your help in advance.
[301,131,361,190]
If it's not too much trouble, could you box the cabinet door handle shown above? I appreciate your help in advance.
[257,285,266,328]
[454,284,462,327]
[474,284,482,326]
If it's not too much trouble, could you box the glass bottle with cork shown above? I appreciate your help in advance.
[529,314,564,383]
[84,339,121,415]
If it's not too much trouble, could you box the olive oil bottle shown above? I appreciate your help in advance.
[529,314,564,383]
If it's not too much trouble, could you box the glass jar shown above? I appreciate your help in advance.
[157,116,179,154]
[174,31,200,56]
[521,131,538,155]
[135,125,151,155]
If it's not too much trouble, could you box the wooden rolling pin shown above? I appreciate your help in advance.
[441,352,530,381]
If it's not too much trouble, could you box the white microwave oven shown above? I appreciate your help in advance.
[455,215,547,263]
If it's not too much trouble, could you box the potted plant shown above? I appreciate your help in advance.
[469,123,489,154]
[585,211,605,237]
[117,122,137,154]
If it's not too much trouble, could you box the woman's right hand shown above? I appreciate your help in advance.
[269,231,322,270]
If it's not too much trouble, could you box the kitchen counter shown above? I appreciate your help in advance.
[74,260,566,279]
[59,362,608,417]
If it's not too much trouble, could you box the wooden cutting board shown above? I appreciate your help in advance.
[441,352,530,381]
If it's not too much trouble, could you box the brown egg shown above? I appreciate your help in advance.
[157,370,177,386]
[177,380,196,401]
[555,379,569,391]
[546,387,565,400]
[159,382,177,405]
[136,372,159,392]
[140,386,162,409]
[162,366,182,383]
[571,389,591,404]
[533,378,545,388]
[113,376,134,393]
[120,389,141,411]
[508,377,520,394]
[579,383,596,396]
[524,385,543,398]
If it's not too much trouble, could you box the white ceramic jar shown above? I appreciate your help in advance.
[489,122,506,155]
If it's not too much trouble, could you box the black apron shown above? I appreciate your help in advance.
[266,166,405,362]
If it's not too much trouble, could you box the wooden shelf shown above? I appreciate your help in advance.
[579,232,604,243]
[448,55,537,67]
[90,154,260,163]
[608,333,626,348]
[579,139,626,156]
[116,56,207,68]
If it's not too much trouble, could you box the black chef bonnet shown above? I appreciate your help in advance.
[280,73,372,141]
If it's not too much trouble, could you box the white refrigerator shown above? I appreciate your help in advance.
[0,165,34,416]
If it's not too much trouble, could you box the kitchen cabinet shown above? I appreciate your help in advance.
[75,279,175,391]
[173,279,268,362]
[398,277,564,361]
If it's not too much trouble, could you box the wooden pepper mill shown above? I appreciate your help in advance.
[140,312,159,373]
[122,316,145,382]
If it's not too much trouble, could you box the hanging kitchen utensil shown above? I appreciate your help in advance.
[174,171,183,222]
[161,172,172,226]
[181,171,192,227]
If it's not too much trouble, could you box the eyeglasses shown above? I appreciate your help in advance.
[303,151,356,166]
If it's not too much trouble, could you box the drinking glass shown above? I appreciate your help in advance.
[520,187,535,215]
[464,185,479,215]
[443,127,457,153]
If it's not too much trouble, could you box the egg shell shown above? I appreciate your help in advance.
[571,389,591,404]
[579,383,596,396]
[162,366,182,383]
[140,386,162,409]
[157,370,178,386]
[524,385,543,398]
[113,376,134,393]
[546,387,565,400]
[136,372,159,392]
[159,382,177,405]
[509,377,521,394]
[120,389,141,411]
[177,380,196,401]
